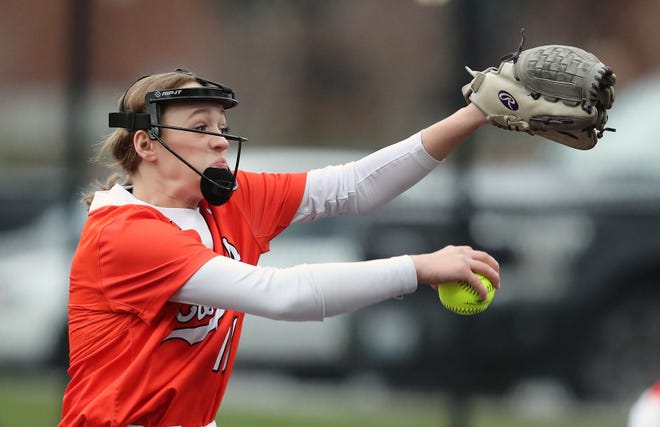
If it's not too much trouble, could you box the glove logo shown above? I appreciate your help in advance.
[498,90,519,111]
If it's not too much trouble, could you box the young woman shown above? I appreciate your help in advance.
[59,69,499,427]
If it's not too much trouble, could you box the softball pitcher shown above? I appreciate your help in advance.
[60,37,616,427]
[60,38,617,424]
[60,33,616,427]
[58,68,498,426]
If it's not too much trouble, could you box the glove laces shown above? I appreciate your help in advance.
[500,28,526,63]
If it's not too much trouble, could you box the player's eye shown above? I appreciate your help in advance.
[194,124,208,132]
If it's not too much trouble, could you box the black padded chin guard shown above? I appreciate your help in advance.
[200,167,236,206]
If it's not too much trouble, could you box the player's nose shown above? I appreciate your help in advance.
[210,133,230,151]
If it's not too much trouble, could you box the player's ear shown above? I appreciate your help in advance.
[134,130,157,162]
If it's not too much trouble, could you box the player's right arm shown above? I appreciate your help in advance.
[170,245,499,321]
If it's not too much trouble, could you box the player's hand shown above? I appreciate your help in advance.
[410,245,500,300]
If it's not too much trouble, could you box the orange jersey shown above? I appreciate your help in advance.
[60,171,306,427]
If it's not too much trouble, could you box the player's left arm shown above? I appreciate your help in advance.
[420,103,487,159]
[292,105,486,224]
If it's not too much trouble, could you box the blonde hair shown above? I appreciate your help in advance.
[82,71,199,207]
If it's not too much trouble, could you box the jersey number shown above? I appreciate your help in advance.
[213,315,238,373]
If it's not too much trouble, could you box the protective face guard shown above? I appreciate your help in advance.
[107,72,248,206]
[109,86,245,141]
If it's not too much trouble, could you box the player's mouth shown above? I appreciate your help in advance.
[211,159,228,169]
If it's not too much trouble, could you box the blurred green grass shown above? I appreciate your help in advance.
[0,372,627,427]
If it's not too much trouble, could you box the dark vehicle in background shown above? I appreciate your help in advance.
[1,73,658,403]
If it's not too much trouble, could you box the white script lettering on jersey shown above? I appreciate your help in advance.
[163,304,239,373]
[164,305,223,345]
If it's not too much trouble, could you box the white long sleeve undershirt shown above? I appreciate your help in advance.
[292,131,440,222]
[168,132,440,321]
[172,255,417,321]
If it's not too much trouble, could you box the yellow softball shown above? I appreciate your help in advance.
[437,274,495,315]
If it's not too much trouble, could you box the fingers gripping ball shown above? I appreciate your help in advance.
[438,274,495,315]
